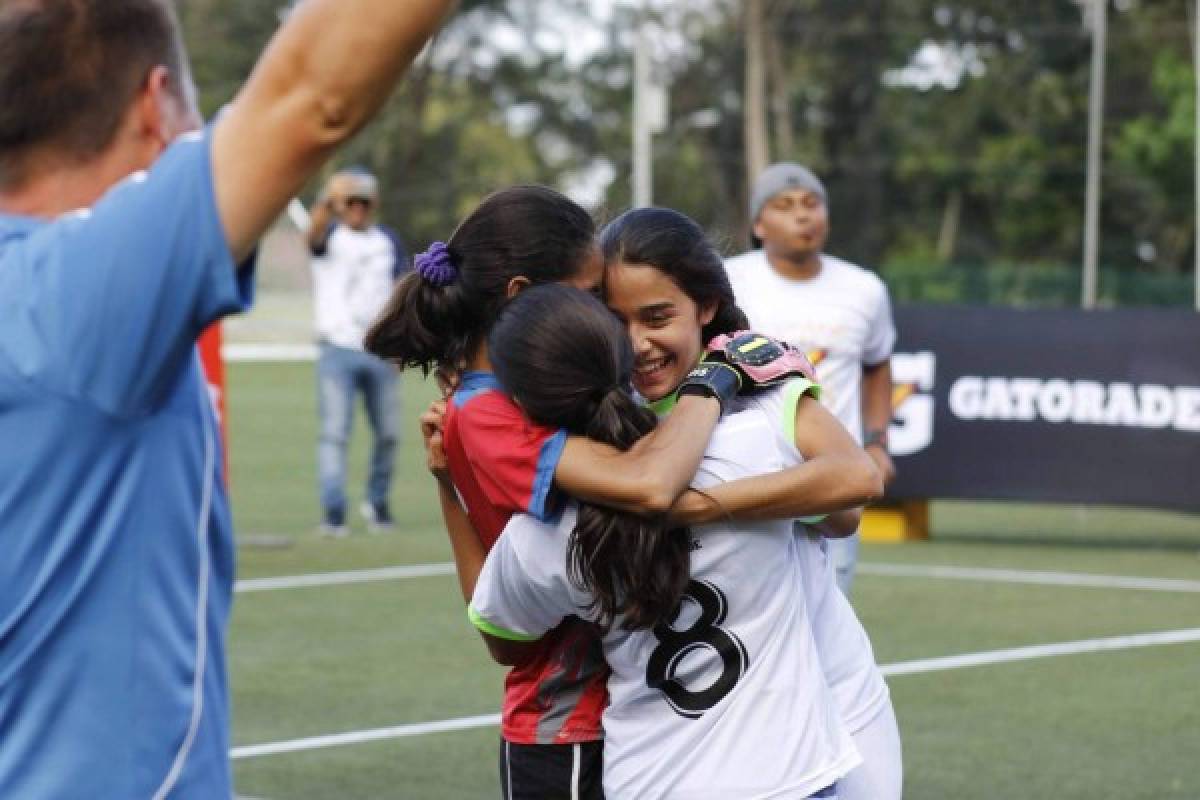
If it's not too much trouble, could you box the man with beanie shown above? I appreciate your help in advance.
[726,163,897,596]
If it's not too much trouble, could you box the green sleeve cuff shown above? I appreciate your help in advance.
[782,379,822,445]
[467,605,542,642]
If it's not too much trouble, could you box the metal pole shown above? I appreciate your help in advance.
[743,0,769,189]
[1082,0,1107,309]
[632,25,653,208]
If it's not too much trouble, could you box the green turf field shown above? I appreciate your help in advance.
[225,361,1200,799]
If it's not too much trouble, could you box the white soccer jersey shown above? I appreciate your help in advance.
[471,409,860,800]
[735,382,892,733]
[725,251,896,444]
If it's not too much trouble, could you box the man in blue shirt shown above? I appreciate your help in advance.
[0,1,453,797]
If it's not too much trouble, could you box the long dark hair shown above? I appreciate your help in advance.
[365,185,596,374]
[600,207,748,343]
[488,284,690,632]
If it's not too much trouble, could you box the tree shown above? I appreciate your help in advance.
[180,0,1198,300]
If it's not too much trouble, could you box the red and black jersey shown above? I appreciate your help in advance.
[445,371,608,744]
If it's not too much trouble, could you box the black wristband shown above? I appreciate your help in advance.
[677,361,741,413]
[863,428,889,449]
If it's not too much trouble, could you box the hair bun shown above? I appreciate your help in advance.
[414,241,458,287]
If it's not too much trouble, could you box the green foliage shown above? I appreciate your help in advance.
[1110,48,1197,271]
[179,1,1200,302]
[882,262,1194,307]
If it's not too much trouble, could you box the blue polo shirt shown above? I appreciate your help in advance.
[0,129,253,798]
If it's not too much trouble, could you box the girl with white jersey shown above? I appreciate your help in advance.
[470,284,861,799]
[596,208,903,800]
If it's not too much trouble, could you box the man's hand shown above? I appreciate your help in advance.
[320,174,353,216]
[865,443,896,486]
[420,399,450,484]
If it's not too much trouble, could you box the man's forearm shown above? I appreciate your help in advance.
[247,0,454,152]
[307,199,334,249]
[861,360,893,437]
[861,360,897,484]
[213,0,456,260]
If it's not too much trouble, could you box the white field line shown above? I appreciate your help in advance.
[232,714,500,760]
[857,562,1200,593]
[234,564,455,593]
[230,626,1200,761]
[223,343,317,363]
[879,627,1200,677]
[234,561,1200,595]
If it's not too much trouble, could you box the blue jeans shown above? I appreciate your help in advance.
[317,343,399,520]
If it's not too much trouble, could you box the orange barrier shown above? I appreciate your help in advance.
[861,501,929,543]
[198,324,228,479]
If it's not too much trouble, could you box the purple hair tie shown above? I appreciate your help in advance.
[415,241,458,287]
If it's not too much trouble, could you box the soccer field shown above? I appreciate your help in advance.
[225,361,1200,799]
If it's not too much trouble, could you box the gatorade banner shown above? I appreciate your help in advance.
[885,305,1200,512]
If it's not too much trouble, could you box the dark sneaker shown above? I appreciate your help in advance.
[317,522,350,539]
[319,507,348,538]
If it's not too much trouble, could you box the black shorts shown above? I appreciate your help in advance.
[499,738,604,800]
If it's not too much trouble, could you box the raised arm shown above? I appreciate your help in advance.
[306,175,343,252]
[553,394,721,514]
[212,0,454,261]
[670,395,881,528]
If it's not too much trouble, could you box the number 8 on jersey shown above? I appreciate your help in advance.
[646,580,749,719]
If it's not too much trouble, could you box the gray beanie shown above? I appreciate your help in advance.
[749,163,827,221]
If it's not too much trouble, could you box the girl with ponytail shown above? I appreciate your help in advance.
[486,284,688,631]
[469,283,864,798]
[365,185,600,376]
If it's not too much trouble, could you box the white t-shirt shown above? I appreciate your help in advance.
[311,224,401,350]
[735,382,892,732]
[725,251,896,444]
[471,409,861,800]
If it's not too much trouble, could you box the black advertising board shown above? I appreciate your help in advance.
[885,305,1200,513]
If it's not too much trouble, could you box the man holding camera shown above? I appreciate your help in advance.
[308,168,407,536]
